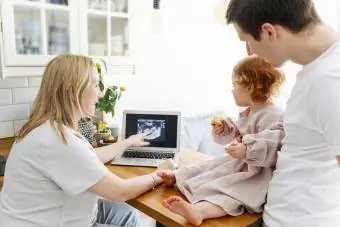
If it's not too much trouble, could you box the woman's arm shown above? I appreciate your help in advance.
[94,140,130,164]
[89,171,163,202]
[94,133,149,163]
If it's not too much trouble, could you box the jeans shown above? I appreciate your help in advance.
[92,199,141,227]
[261,219,268,227]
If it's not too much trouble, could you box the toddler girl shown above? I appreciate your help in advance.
[158,56,285,226]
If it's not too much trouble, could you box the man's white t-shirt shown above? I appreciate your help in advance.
[264,42,340,226]
[0,122,109,227]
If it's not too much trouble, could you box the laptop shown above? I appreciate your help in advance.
[111,110,181,167]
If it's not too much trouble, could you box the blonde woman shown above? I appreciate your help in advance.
[0,54,163,227]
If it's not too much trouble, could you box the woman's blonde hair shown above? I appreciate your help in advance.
[17,54,95,144]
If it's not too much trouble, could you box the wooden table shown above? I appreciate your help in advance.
[0,138,262,226]
[108,149,262,227]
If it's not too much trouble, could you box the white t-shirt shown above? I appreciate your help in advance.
[0,122,109,227]
[264,42,340,226]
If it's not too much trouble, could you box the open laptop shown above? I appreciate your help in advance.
[111,110,181,167]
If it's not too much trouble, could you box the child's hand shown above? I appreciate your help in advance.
[211,117,234,136]
[157,169,176,187]
[225,141,246,159]
[211,117,225,135]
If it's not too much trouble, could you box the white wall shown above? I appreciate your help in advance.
[0,77,41,138]
[105,0,246,126]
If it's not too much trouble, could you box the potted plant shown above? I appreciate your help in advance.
[94,59,126,122]
[94,59,125,144]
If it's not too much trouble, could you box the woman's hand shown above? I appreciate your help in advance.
[125,133,150,147]
[225,141,246,159]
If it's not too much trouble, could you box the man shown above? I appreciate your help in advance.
[226,0,340,226]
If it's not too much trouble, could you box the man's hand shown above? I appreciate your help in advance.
[225,141,246,159]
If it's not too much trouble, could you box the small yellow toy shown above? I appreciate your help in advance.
[98,121,107,133]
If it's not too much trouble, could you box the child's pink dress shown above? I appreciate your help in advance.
[175,105,284,215]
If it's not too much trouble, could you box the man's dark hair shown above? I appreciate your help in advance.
[226,0,321,40]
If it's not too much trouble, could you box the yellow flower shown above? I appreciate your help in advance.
[98,121,107,133]
[119,86,126,92]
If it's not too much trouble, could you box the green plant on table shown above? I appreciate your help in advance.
[93,58,126,118]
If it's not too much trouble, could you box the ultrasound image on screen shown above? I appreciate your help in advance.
[137,119,166,142]
[125,113,178,148]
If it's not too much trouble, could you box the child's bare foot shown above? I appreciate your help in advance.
[162,196,203,226]
[157,170,176,186]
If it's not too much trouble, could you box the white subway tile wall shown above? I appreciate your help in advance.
[12,88,39,104]
[28,77,42,87]
[0,89,12,106]
[0,77,41,138]
[0,121,14,138]
[0,78,28,89]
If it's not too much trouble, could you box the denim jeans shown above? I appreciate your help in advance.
[92,199,141,227]
[262,220,268,227]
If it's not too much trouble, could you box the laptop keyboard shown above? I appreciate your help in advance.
[122,150,175,159]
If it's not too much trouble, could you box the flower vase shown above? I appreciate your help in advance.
[94,109,105,123]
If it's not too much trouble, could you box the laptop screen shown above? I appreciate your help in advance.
[124,113,178,149]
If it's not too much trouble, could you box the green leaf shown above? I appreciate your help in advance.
[98,58,108,73]
[99,80,105,92]
[107,87,116,97]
